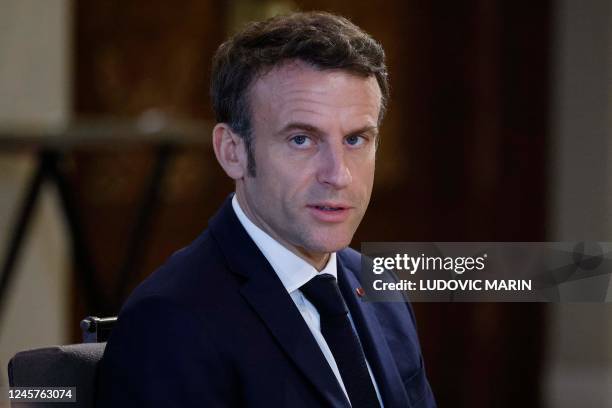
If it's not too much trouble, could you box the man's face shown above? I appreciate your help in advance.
[235,60,380,267]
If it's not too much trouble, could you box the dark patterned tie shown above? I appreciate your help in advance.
[301,274,381,408]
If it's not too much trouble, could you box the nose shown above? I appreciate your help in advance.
[316,142,352,189]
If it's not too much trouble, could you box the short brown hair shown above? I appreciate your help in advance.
[211,11,389,176]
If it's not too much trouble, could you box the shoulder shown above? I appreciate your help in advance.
[337,246,361,271]
[338,246,419,325]
[337,247,397,288]
[101,228,238,372]
[120,228,233,316]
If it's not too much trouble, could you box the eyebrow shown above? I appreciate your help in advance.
[278,122,379,138]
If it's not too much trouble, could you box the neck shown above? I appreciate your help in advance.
[303,251,330,272]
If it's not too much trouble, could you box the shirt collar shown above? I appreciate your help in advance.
[231,194,337,293]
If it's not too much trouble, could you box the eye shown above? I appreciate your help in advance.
[346,134,366,146]
[290,134,312,147]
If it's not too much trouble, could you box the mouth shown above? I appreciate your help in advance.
[308,202,351,211]
[312,205,345,211]
[306,203,352,222]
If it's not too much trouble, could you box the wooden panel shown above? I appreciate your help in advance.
[71,0,231,327]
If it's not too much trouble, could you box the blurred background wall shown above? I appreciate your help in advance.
[0,0,611,406]
[0,0,71,404]
[547,0,612,406]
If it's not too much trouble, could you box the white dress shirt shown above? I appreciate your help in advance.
[232,195,383,406]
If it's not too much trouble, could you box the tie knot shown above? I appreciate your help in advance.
[300,274,348,316]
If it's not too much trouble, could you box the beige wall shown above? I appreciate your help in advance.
[548,0,612,406]
[0,0,71,405]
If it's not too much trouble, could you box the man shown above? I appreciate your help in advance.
[96,12,436,408]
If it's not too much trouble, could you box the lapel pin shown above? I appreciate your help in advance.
[356,287,365,297]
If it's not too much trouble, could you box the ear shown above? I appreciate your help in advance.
[212,123,247,180]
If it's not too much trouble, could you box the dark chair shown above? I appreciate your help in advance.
[7,316,116,408]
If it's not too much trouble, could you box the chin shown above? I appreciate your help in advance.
[305,233,353,254]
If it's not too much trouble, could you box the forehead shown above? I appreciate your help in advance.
[249,60,382,129]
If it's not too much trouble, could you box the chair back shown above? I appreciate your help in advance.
[8,343,105,407]
[7,316,116,408]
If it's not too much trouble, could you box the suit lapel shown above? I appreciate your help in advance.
[337,251,411,408]
[209,197,350,408]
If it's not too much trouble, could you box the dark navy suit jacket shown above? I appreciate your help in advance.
[96,196,436,407]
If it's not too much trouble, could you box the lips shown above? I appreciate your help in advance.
[314,205,344,211]
[307,203,352,222]
[308,202,350,210]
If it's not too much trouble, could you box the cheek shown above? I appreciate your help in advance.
[261,159,312,198]
[251,166,301,216]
